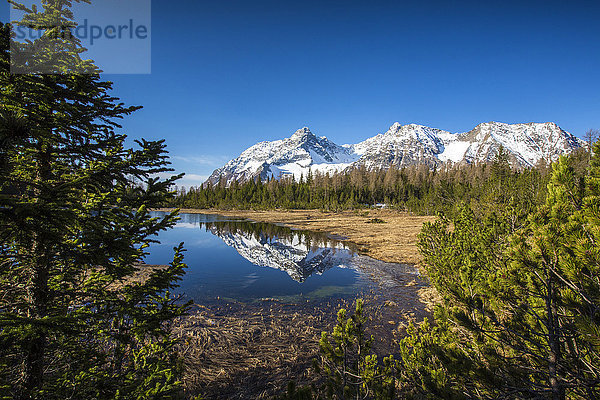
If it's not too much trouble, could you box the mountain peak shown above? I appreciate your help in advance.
[291,127,314,139]
[389,122,402,130]
[477,121,557,128]
[385,123,439,135]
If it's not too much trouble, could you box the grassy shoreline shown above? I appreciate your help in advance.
[156,208,435,265]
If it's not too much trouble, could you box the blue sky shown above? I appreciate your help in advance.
[5,0,600,187]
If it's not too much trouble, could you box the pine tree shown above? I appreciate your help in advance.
[0,3,188,398]
[317,299,396,399]
[415,149,600,399]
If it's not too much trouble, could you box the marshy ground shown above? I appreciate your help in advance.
[152,208,437,398]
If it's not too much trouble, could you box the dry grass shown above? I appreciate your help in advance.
[95,263,169,291]
[173,300,345,399]
[172,293,427,399]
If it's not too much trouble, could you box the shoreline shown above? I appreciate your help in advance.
[156,208,435,266]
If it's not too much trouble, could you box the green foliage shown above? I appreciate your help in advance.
[172,158,551,217]
[8,0,97,74]
[365,218,386,224]
[413,149,600,399]
[276,381,313,400]
[316,299,396,399]
[0,4,188,399]
[396,317,481,399]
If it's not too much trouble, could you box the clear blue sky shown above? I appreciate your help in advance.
[5,0,600,187]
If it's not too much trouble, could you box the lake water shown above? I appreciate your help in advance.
[145,212,416,304]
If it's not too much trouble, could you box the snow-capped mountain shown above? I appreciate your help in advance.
[206,122,584,186]
[444,122,584,166]
[351,123,449,169]
[206,127,358,186]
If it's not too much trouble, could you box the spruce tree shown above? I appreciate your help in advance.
[0,2,188,398]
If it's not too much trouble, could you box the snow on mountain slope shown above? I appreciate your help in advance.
[453,122,584,166]
[205,122,584,186]
[352,123,448,169]
[206,127,358,186]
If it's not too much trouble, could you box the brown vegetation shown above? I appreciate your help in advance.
[174,300,339,399]
[158,208,435,265]
[173,290,429,399]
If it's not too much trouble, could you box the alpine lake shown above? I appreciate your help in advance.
[146,211,423,305]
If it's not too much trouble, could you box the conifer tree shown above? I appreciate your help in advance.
[0,2,188,398]
[317,299,396,399]
[415,146,600,399]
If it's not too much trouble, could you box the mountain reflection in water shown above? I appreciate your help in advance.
[203,219,356,282]
[146,212,416,303]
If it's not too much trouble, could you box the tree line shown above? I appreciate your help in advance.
[171,151,587,216]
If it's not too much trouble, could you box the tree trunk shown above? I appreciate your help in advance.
[23,250,49,394]
[20,143,52,399]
